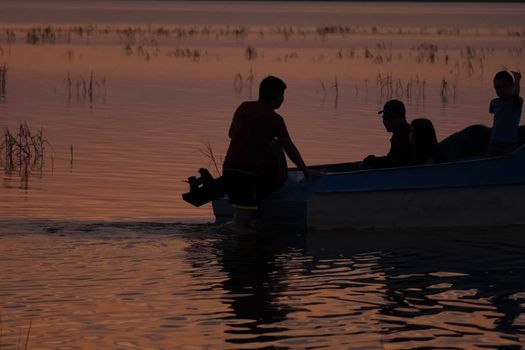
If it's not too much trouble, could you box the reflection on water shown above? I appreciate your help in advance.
[1,222,524,349]
[1,2,525,349]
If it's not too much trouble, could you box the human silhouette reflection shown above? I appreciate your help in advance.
[215,230,307,345]
[184,227,525,348]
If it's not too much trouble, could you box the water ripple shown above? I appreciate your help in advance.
[0,223,525,348]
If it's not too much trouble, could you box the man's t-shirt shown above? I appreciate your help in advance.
[387,121,412,166]
[224,101,290,174]
[362,121,412,169]
[490,96,523,145]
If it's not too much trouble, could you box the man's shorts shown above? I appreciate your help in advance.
[223,169,261,210]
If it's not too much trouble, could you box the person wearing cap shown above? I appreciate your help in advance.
[361,99,412,169]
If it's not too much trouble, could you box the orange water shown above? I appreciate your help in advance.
[1,4,525,347]
[1,1,523,220]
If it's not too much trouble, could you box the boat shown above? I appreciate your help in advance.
[211,125,525,231]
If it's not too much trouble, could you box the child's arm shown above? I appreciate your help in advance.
[511,71,521,96]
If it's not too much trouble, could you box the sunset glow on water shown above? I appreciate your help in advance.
[1,1,525,349]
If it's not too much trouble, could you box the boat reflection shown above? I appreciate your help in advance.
[199,226,525,348]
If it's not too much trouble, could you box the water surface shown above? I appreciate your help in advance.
[1,222,525,349]
[1,2,525,348]
[0,1,524,220]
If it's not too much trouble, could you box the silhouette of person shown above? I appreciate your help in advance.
[487,70,522,156]
[361,99,412,169]
[409,118,444,165]
[223,76,319,228]
[215,230,306,344]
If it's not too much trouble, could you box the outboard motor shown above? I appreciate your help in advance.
[182,168,225,207]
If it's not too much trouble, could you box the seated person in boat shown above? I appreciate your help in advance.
[487,70,522,156]
[361,99,411,169]
[409,118,444,165]
[223,75,318,228]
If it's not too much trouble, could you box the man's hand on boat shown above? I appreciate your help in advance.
[302,167,322,181]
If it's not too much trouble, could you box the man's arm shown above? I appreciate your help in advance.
[386,144,410,167]
[280,136,318,180]
[361,154,388,169]
[362,138,411,169]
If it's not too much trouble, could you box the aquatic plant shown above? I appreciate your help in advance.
[233,73,243,94]
[413,42,438,64]
[65,48,76,61]
[23,319,32,350]
[233,70,254,96]
[1,122,54,188]
[0,63,6,99]
[376,73,426,101]
[441,77,450,102]
[245,69,254,97]
[63,71,106,104]
[70,144,74,168]
[276,51,298,62]
[26,26,56,44]
[319,81,327,102]
[333,76,339,107]
[245,46,258,60]
[166,47,204,61]
[5,29,16,43]
[1,23,522,49]
[0,316,32,350]
[153,27,169,37]
[377,73,394,99]
[276,26,295,40]
[198,141,222,177]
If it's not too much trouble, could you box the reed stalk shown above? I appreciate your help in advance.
[16,327,21,350]
[0,64,6,98]
[333,76,339,107]
[24,320,31,350]
[198,141,222,177]
[70,144,74,168]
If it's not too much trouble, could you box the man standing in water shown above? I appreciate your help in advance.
[361,99,412,169]
[223,76,318,228]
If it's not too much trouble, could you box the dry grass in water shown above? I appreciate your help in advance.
[0,315,32,350]
[0,122,54,188]
[0,63,6,99]
[64,71,106,103]
[233,70,254,96]
[198,141,222,177]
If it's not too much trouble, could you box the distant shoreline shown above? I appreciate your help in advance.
[147,0,525,3]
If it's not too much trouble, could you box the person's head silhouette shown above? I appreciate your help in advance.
[378,99,406,133]
[259,76,287,109]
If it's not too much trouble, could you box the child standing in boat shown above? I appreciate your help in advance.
[488,70,522,156]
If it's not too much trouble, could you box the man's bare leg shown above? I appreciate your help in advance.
[233,208,256,228]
